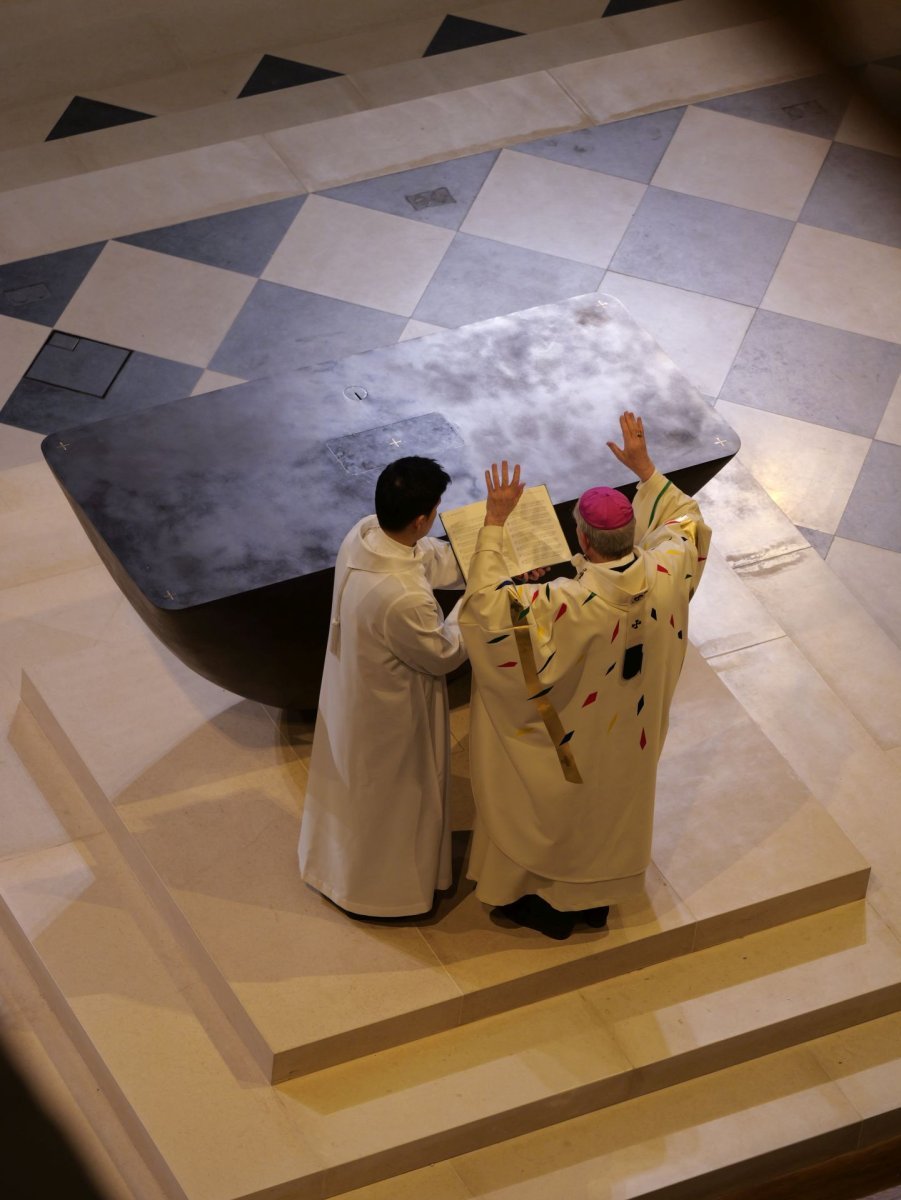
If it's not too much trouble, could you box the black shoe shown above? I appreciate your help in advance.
[578,905,609,929]
[493,894,576,941]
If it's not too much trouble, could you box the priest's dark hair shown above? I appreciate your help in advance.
[375,456,451,531]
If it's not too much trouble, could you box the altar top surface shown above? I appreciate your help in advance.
[43,295,738,610]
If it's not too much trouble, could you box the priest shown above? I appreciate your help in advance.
[299,456,468,918]
[458,411,711,939]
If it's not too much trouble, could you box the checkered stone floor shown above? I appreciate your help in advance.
[1,70,899,641]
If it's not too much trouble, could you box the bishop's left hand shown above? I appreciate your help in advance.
[484,460,524,527]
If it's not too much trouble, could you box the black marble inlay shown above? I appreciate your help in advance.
[320,151,498,230]
[46,96,154,141]
[406,187,455,211]
[0,243,105,327]
[117,195,306,276]
[603,0,677,15]
[327,413,463,475]
[238,55,341,98]
[1,350,201,434]
[697,74,852,140]
[5,283,51,306]
[26,332,130,397]
[423,15,523,57]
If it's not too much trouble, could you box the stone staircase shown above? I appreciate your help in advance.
[2,4,901,1197]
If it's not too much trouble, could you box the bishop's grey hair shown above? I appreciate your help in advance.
[573,503,636,559]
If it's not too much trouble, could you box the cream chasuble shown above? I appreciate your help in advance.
[299,517,467,917]
[459,471,711,908]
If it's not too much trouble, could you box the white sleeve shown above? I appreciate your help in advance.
[418,536,465,591]
[383,591,469,675]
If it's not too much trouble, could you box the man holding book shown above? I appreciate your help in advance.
[458,411,711,940]
[298,456,468,918]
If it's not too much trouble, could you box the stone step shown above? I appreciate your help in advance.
[0,1,797,185]
[17,626,869,1083]
[0,13,826,260]
[0,772,898,1200]
[0,912,172,1200]
[329,1008,901,1200]
[693,458,901,752]
[688,458,901,947]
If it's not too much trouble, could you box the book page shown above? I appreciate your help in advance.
[440,485,570,579]
[506,487,570,571]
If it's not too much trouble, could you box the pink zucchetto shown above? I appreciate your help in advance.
[578,486,634,530]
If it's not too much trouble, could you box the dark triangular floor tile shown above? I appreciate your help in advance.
[117,195,306,277]
[238,55,341,98]
[46,96,154,141]
[603,0,677,15]
[423,15,523,56]
[698,74,852,140]
[0,243,106,326]
[796,525,834,559]
[320,151,498,230]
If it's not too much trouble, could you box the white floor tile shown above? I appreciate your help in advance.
[0,425,45,470]
[600,273,753,396]
[827,537,901,648]
[835,92,901,158]
[651,106,830,220]
[58,242,256,368]
[717,400,871,534]
[400,318,447,341]
[876,375,901,445]
[461,149,644,267]
[688,546,783,659]
[736,547,901,750]
[762,224,901,344]
[263,195,453,317]
[0,315,49,407]
[191,369,247,396]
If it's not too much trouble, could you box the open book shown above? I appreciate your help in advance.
[440,485,572,580]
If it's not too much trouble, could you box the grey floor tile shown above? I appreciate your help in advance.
[1,351,201,434]
[799,141,901,248]
[107,352,203,413]
[319,151,499,230]
[412,232,602,328]
[837,439,901,553]
[515,108,685,184]
[117,195,306,276]
[209,281,407,378]
[697,73,852,139]
[719,310,901,437]
[796,525,834,557]
[26,332,129,397]
[0,242,105,326]
[609,187,793,306]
